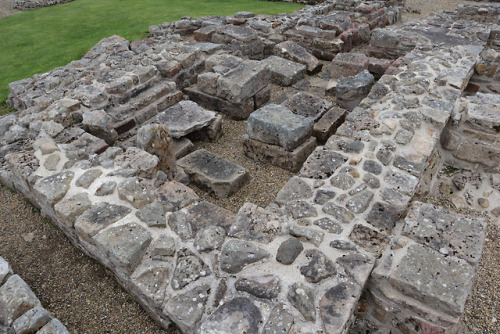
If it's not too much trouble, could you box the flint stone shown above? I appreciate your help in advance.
[194,226,225,252]
[37,319,70,334]
[261,56,306,86]
[135,201,166,227]
[289,224,324,247]
[168,211,193,240]
[300,249,337,283]
[74,202,131,241]
[336,70,374,111]
[12,306,51,334]
[346,191,374,214]
[177,149,249,198]
[117,177,156,209]
[131,266,169,307]
[33,171,74,206]
[114,147,159,178]
[0,275,41,326]
[54,193,92,227]
[171,248,210,290]
[276,237,304,265]
[363,173,380,189]
[247,104,313,151]
[75,169,102,188]
[235,275,281,299]
[199,297,261,334]
[274,41,322,74]
[136,124,177,178]
[156,180,199,212]
[93,222,152,274]
[326,135,365,154]
[281,92,333,122]
[314,217,342,234]
[330,52,369,79]
[216,60,270,104]
[220,240,269,273]
[322,202,354,224]
[362,160,382,175]
[349,224,389,255]
[262,303,294,334]
[155,101,216,138]
[163,285,210,333]
[285,200,317,219]
[300,147,347,179]
[319,281,362,334]
[287,283,316,322]
[94,181,116,196]
[229,203,283,243]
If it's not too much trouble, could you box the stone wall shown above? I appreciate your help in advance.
[15,0,74,10]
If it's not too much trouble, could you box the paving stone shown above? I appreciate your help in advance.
[171,248,210,290]
[287,283,316,322]
[194,226,226,253]
[229,203,283,243]
[313,107,347,144]
[366,202,400,232]
[300,249,337,283]
[275,176,313,206]
[199,297,261,334]
[247,104,313,151]
[156,180,199,212]
[322,202,355,224]
[362,160,383,175]
[37,319,70,334]
[205,54,243,73]
[336,70,374,111]
[284,200,317,219]
[220,239,269,274]
[289,224,324,247]
[0,275,41,326]
[262,56,306,86]
[330,52,369,79]
[380,188,412,211]
[33,171,74,206]
[12,305,51,334]
[346,190,374,214]
[349,224,389,255]
[337,252,375,285]
[314,217,343,234]
[363,173,380,189]
[74,202,131,241]
[135,201,166,227]
[402,202,486,265]
[313,189,336,205]
[136,124,177,178]
[178,149,250,198]
[276,237,304,265]
[235,275,281,299]
[154,100,216,138]
[281,92,333,121]
[93,222,152,274]
[325,135,365,154]
[163,284,210,333]
[262,303,294,334]
[54,192,92,228]
[384,169,419,196]
[168,211,193,241]
[394,128,414,145]
[75,169,102,189]
[94,181,116,196]
[131,266,169,307]
[274,41,322,74]
[183,201,236,235]
[117,177,156,209]
[151,234,176,261]
[300,147,347,179]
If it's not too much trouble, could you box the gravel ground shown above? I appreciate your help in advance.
[0,0,498,333]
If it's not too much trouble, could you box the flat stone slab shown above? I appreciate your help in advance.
[281,92,333,121]
[0,275,41,327]
[247,104,313,151]
[177,149,250,198]
[261,56,306,86]
[274,41,322,74]
[330,52,369,79]
[155,100,216,138]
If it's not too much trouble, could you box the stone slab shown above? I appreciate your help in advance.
[313,107,347,144]
[261,56,306,86]
[281,92,333,121]
[274,41,323,74]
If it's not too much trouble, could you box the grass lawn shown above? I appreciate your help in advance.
[0,0,302,108]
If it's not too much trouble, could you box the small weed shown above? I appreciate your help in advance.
[0,103,15,116]
[441,165,459,176]
[7,187,15,194]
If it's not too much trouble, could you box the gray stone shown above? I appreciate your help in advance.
[12,306,51,334]
[313,107,347,144]
[322,202,354,224]
[183,201,236,234]
[235,275,281,299]
[314,217,342,234]
[325,135,365,154]
[289,224,324,247]
[39,121,64,138]
[75,169,102,188]
[336,70,374,111]
[366,202,400,232]
[262,303,294,334]
[117,177,156,209]
[82,109,117,144]
[229,203,283,243]
[205,54,243,73]
[274,41,322,74]
[168,211,193,241]
[247,104,313,151]
[136,124,177,179]
[314,189,336,205]
[337,253,375,285]
[33,171,74,206]
[452,170,482,191]
[131,266,169,307]
[330,171,356,190]
[329,240,357,251]
[37,319,70,334]
[155,100,216,138]
[394,128,414,145]
[380,188,411,211]
[276,237,304,265]
[0,257,12,285]
[349,224,389,255]
[346,191,374,214]
[156,180,199,212]
[135,201,166,227]
[93,222,152,274]
[114,147,159,179]
[171,248,210,290]
[262,56,306,86]
[284,200,317,219]
[173,137,194,159]
[220,240,269,274]
[74,202,131,241]
[94,181,116,196]
[151,234,176,261]
[281,92,333,121]
[33,138,59,155]
[300,249,337,283]
[362,160,382,175]
[163,285,210,333]
[363,173,380,189]
[0,275,41,326]
[330,52,369,79]
[43,153,60,171]
[287,283,316,322]
[300,147,347,179]
[275,176,313,206]
[199,297,261,334]
[54,193,92,227]
[384,169,419,196]
[194,226,225,252]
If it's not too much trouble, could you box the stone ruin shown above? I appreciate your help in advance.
[1,0,499,333]
[14,0,74,10]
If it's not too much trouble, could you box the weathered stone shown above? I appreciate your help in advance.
[135,201,166,227]
[156,180,199,212]
[173,137,195,159]
[313,189,336,205]
[0,257,12,285]
[54,192,92,227]
[43,153,60,171]
[262,303,294,334]
[300,147,347,179]
[199,297,261,334]
[384,169,419,196]
[171,248,210,290]
[362,160,382,175]
[314,217,342,234]
[274,41,322,74]
[12,305,51,334]
[194,226,225,252]
[337,252,375,285]
[0,275,41,326]
[262,56,306,86]
[114,147,159,178]
[82,109,117,144]
[331,52,369,79]
[330,240,357,251]
[168,211,193,241]
[151,234,176,261]
[330,171,356,190]
[289,224,324,247]
[117,177,156,209]
[287,283,316,322]
[74,202,131,240]
[220,240,269,273]
[163,285,210,333]
[247,104,313,151]
[366,202,400,232]
[178,149,250,198]
[300,249,337,283]
[276,237,304,265]
[284,200,317,219]
[136,124,177,179]
[275,176,313,206]
[37,319,70,334]
[336,70,374,111]
[313,107,347,144]
[229,203,283,243]
[131,266,169,307]
[349,224,389,254]
[94,181,116,196]
[281,93,333,121]
[235,275,281,299]
[93,222,152,274]
[346,191,374,214]
[33,171,74,206]
[183,201,235,234]
[323,202,354,224]
[75,169,102,188]
[394,128,414,145]
[326,135,365,154]
[33,138,59,155]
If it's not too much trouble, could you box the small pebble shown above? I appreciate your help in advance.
[478,198,489,208]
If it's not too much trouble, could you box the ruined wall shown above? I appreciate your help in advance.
[15,0,74,10]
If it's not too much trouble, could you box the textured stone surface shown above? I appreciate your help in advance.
[262,303,294,334]
[117,177,156,209]
[12,305,52,334]
[54,192,92,227]
[74,202,131,240]
[336,70,374,111]
[300,249,337,283]
[281,92,333,121]
[300,147,346,179]
[229,203,283,243]
[235,275,281,299]
[276,237,304,265]
[262,56,306,86]
[0,275,41,326]
[163,285,210,333]
[37,319,70,334]
[319,281,362,334]
[287,283,316,322]
[220,240,269,273]
[274,41,322,74]
[33,171,74,206]
[171,248,210,290]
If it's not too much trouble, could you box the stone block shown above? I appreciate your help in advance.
[33,171,74,206]
[0,275,41,326]
[281,92,333,121]
[37,319,70,334]
[313,107,347,144]
[205,54,243,74]
[199,297,261,334]
[247,104,313,151]
[330,52,369,79]
[368,57,393,77]
[177,149,250,198]
[274,41,323,74]
[74,202,131,241]
[12,305,52,334]
[261,56,306,86]
[336,70,374,111]
[300,147,347,179]
[197,72,220,95]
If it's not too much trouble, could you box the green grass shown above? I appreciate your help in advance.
[0,0,302,106]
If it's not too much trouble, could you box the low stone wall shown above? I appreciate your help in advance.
[0,256,70,333]
[15,0,74,10]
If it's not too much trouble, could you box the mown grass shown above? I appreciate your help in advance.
[0,0,302,105]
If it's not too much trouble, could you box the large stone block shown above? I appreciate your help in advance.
[336,70,374,111]
[0,275,41,326]
[281,92,333,121]
[330,52,369,79]
[313,107,347,144]
[261,56,306,86]
[273,41,323,74]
